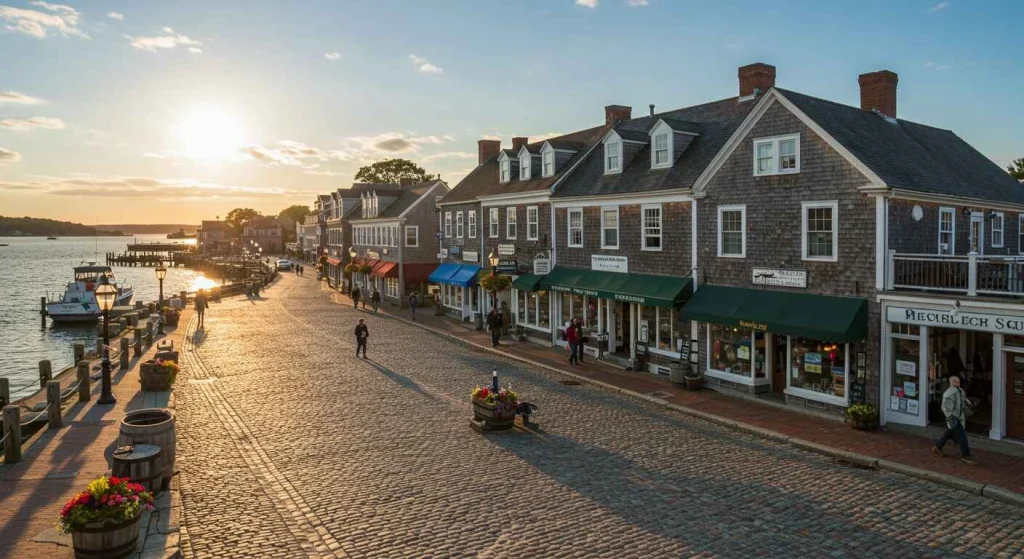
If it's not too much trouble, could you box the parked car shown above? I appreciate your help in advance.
[276,259,293,271]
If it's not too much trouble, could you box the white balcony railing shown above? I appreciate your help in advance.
[886,250,1024,297]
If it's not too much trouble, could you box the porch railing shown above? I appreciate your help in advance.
[886,250,1024,297]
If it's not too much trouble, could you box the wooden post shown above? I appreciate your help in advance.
[134,328,142,357]
[3,405,21,463]
[0,378,8,410]
[120,338,130,370]
[46,380,62,429]
[40,296,47,328]
[180,291,188,305]
[118,317,127,331]
[74,343,85,364]
[38,360,52,389]
[77,361,91,403]
[144,326,153,348]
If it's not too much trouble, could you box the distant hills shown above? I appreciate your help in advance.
[0,216,126,237]
[96,224,198,234]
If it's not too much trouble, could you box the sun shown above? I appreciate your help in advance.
[176,108,245,160]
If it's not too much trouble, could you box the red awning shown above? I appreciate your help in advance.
[326,257,340,266]
[373,262,398,278]
[403,263,438,284]
[363,259,379,270]
[370,260,388,274]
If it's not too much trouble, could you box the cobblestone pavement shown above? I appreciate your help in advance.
[175,274,1024,559]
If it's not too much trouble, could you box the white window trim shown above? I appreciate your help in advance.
[600,206,619,249]
[521,154,531,180]
[468,210,477,239]
[704,324,770,387]
[526,206,539,241]
[489,207,499,238]
[444,212,452,239]
[753,133,801,177]
[506,207,517,240]
[512,287,552,333]
[992,211,1005,248]
[456,212,464,239]
[641,203,663,252]
[542,148,554,178]
[801,200,838,262]
[604,140,622,174]
[938,206,956,255]
[1019,215,1024,255]
[783,338,850,407]
[717,204,747,258]
[567,208,584,248]
[405,226,418,247]
[500,160,510,183]
[651,131,671,169]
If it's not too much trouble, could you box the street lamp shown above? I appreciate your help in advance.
[488,250,499,309]
[95,276,118,405]
[155,265,167,309]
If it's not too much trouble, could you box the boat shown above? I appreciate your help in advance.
[0,243,8,246]
[46,264,134,323]
[47,236,58,240]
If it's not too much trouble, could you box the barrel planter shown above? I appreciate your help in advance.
[139,360,175,392]
[162,312,180,327]
[119,409,176,490]
[111,444,163,492]
[683,373,703,391]
[669,362,689,385]
[472,400,515,431]
[851,415,879,432]
[71,513,141,559]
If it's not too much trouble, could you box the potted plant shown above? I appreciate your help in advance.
[358,264,373,274]
[846,403,879,431]
[344,264,357,275]
[161,306,180,327]
[139,358,179,391]
[683,366,703,391]
[471,385,518,431]
[59,475,154,559]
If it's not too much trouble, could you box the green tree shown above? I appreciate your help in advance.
[1007,158,1024,180]
[354,158,436,184]
[278,204,310,225]
[225,208,260,236]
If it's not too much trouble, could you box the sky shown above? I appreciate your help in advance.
[0,0,1022,225]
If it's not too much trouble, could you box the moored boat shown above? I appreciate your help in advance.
[46,264,134,323]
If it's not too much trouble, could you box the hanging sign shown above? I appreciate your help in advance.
[497,244,515,256]
[463,251,479,263]
[591,255,628,273]
[533,254,551,275]
[366,251,380,259]
[438,248,448,258]
[496,259,518,274]
[752,268,807,288]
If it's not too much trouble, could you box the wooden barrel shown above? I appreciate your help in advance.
[119,409,175,491]
[111,444,162,492]
[71,513,141,559]
[472,401,515,430]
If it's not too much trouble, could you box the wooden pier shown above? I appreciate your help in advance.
[106,241,197,267]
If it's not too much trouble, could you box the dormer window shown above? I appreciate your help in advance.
[542,149,554,177]
[518,146,532,180]
[653,133,669,167]
[500,160,510,183]
[605,141,621,174]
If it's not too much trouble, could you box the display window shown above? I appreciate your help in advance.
[790,338,847,398]
[710,325,764,378]
[514,288,551,331]
[559,292,571,327]
[890,335,921,416]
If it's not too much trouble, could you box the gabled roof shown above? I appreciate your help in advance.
[440,125,608,204]
[554,97,756,198]
[658,117,702,135]
[199,220,230,231]
[347,181,446,221]
[777,89,1024,205]
[499,149,519,159]
[611,128,650,143]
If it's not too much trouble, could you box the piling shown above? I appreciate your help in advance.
[0,378,8,409]
[76,361,90,403]
[46,380,62,429]
[134,328,142,358]
[73,343,85,364]
[144,326,153,349]
[38,360,52,389]
[40,296,46,328]
[3,405,21,463]
[120,338,130,370]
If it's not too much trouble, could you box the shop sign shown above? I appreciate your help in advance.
[638,321,649,343]
[895,359,916,377]
[739,320,768,331]
[533,255,551,275]
[449,246,461,255]
[804,352,822,373]
[614,293,644,304]
[366,251,380,259]
[887,306,1024,335]
[438,248,448,258]
[591,255,628,273]
[752,268,807,289]
[463,251,479,263]
[496,259,518,274]
[497,244,516,256]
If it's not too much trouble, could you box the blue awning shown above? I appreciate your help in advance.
[449,265,481,287]
[428,263,461,284]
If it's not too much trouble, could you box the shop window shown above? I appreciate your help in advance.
[538,291,550,329]
[709,325,764,379]
[790,338,847,400]
[559,292,572,327]
[568,208,583,247]
[892,323,920,337]
[385,277,399,298]
[470,287,479,313]
[891,335,921,416]
[516,291,526,323]
[514,289,550,331]
[1005,335,1024,349]
[585,296,597,330]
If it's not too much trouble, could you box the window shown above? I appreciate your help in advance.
[405,226,418,247]
[601,207,619,249]
[637,305,680,354]
[514,288,551,331]
[568,208,583,247]
[385,277,399,298]
[444,212,452,238]
[1020,215,1024,254]
[653,133,670,167]
[992,212,1005,248]
[500,159,510,183]
[718,205,746,257]
[527,206,539,240]
[521,155,531,180]
[456,212,464,238]
[642,204,662,251]
[938,207,955,255]
[802,201,838,261]
[468,210,477,239]
[753,134,800,176]
[709,324,765,379]
[506,207,517,239]
[790,338,848,402]
[542,149,554,177]
[489,208,499,238]
[605,141,621,173]
[889,328,920,416]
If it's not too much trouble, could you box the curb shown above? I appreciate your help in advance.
[350,294,1024,509]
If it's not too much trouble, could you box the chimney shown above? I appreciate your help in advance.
[399,177,414,187]
[512,137,529,151]
[477,139,501,165]
[858,70,898,119]
[649,104,655,116]
[738,62,776,97]
[604,105,632,126]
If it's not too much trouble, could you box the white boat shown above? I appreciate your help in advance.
[46,264,134,323]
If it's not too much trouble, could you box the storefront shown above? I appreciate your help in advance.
[510,274,551,342]
[683,285,868,411]
[880,297,1024,440]
[428,263,480,321]
[324,257,341,288]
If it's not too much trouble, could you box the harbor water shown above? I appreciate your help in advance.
[0,235,217,400]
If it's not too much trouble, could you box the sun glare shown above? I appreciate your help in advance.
[176,108,245,160]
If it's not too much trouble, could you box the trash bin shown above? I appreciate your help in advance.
[474,312,484,331]
[669,362,689,385]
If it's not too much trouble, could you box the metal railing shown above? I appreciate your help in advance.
[886,250,1024,297]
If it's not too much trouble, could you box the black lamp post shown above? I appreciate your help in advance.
[488,250,499,309]
[155,265,167,309]
[95,276,118,405]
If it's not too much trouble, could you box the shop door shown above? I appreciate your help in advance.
[773,335,787,394]
[618,302,631,355]
[1006,354,1024,439]
[969,213,984,254]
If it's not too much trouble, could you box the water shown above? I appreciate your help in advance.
[0,235,216,399]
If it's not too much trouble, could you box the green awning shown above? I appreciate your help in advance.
[537,267,692,308]
[511,273,541,292]
[681,285,868,343]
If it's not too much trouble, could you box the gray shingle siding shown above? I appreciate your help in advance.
[888,199,1023,256]
[483,202,552,273]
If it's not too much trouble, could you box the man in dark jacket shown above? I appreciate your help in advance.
[488,308,502,347]
[354,318,368,358]
[351,286,361,309]
[194,289,210,328]
[371,288,381,312]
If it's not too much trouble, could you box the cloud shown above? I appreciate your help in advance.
[627,0,647,5]
[303,169,349,177]
[324,52,341,60]
[347,133,450,156]
[928,1,949,11]
[188,47,201,54]
[107,11,123,20]
[0,175,296,200]
[0,147,20,163]
[408,54,427,65]
[0,2,87,38]
[0,116,65,130]
[420,151,476,163]
[576,0,598,7]
[408,54,443,75]
[0,91,44,104]
[240,140,352,168]
[129,30,202,52]
[925,61,952,70]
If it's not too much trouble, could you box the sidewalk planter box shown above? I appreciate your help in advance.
[846,404,879,432]
[139,359,178,392]
[684,371,704,391]
[472,401,515,430]
[850,416,879,431]
[59,476,154,559]
[162,310,180,327]
[71,512,141,559]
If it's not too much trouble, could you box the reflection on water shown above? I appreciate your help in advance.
[191,274,219,291]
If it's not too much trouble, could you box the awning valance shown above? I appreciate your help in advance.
[449,265,481,287]
[681,285,868,343]
[326,257,340,266]
[404,263,436,284]
[537,267,692,308]
[428,263,461,284]
[373,262,398,278]
[511,273,542,292]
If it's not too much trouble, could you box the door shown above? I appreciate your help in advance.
[773,335,787,394]
[969,212,984,254]
[619,303,631,355]
[1006,354,1024,439]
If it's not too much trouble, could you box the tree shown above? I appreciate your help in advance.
[225,208,260,236]
[1008,158,1024,181]
[278,204,310,225]
[354,158,436,184]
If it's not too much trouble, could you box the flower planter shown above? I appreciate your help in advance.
[684,374,703,391]
[71,512,141,559]
[162,313,180,327]
[139,360,175,392]
[472,400,515,431]
[850,415,879,431]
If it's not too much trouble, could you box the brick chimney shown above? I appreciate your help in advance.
[738,63,776,97]
[858,70,898,119]
[512,137,529,151]
[604,105,632,126]
[399,177,414,187]
[477,139,501,165]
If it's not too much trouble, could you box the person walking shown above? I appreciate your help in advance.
[488,308,503,347]
[354,318,368,359]
[933,375,976,464]
[408,293,418,321]
[351,285,361,309]
[572,318,585,364]
[565,318,581,365]
[194,289,209,328]
[371,288,381,313]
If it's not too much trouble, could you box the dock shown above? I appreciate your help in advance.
[105,241,197,267]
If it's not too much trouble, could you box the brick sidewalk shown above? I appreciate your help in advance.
[0,311,192,559]
[332,285,1024,499]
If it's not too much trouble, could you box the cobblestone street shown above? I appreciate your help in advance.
[175,274,1024,559]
